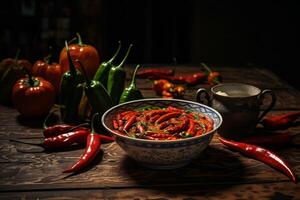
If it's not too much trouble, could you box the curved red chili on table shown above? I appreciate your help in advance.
[219,137,298,183]
[63,133,102,173]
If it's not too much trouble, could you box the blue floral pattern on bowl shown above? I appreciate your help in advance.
[102,98,222,169]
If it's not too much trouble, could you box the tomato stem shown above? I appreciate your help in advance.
[14,49,21,62]
[76,33,83,46]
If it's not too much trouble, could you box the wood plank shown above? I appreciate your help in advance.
[1,182,299,200]
[0,138,299,192]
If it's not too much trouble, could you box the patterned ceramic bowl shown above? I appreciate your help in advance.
[102,98,222,169]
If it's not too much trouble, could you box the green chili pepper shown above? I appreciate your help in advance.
[93,41,121,89]
[60,41,84,124]
[107,44,133,105]
[119,64,143,104]
[77,60,113,118]
[0,50,26,105]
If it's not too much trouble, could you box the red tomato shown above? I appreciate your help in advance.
[12,76,55,117]
[17,59,32,72]
[59,34,100,79]
[32,60,63,94]
[0,58,32,77]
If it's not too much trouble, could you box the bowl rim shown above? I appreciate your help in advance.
[101,98,223,144]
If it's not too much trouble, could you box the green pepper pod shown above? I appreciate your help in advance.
[119,64,143,103]
[107,44,133,105]
[60,41,84,124]
[0,50,26,105]
[77,60,113,117]
[93,41,121,88]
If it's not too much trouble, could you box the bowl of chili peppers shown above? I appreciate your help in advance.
[102,98,222,169]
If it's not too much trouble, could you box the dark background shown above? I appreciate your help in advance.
[0,0,299,89]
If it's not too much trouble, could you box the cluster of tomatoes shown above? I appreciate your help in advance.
[0,33,99,118]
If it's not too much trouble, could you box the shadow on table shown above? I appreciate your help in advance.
[119,145,247,194]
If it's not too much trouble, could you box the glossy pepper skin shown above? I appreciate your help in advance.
[93,41,121,88]
[219,137,298,183]
[60,41,84,124]
[77,60,113,118]
[119,64,144,103]
[12,72,55,117]
[59,33,100,79]
[63,113,103,173]
[261,112,300,130]
[107,44,133,105]
[0,51,31,105]
[32,53,63,94]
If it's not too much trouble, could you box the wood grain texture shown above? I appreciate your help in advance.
[1,182,300,200]
[0,66,299,199]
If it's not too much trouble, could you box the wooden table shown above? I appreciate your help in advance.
[1,65,300,199]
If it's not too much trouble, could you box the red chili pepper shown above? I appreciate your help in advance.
[10,129,91,151]
[136,69,174,78]
[261,112,300,130]
[158,121,170,130]
[43,123,89,138]
[184,73,207,86]
[146,109,170,118]
[123,115,137,131]
[43,124,74,138]
[162,90,174,98]
[149,114,161,123]
[201,63,222,85]
[137,123,146,134]
[219,137,298,183]
[165,118,188,133]
[186,119,195,136]
[43,129,90,149]
[63,113,103,173]
[112,120,119,130]
[156,112,181,124]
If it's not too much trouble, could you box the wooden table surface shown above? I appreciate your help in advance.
[1,65,300,200]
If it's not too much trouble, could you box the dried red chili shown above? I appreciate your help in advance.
[136,69,174,78]
[219,137,298,183]
[261,112,300,130]
[201,63,222,85]
[112,106,214,140]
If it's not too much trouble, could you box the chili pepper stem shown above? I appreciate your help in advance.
[108,41,121,63]
[201,63,212,74]
[65,41,77,77]
[76,32,83,45]
[117,44,133,68]
[130,64,140,86]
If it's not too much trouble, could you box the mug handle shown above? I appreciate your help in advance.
[196,88,212,106]
[257,89,277,122]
